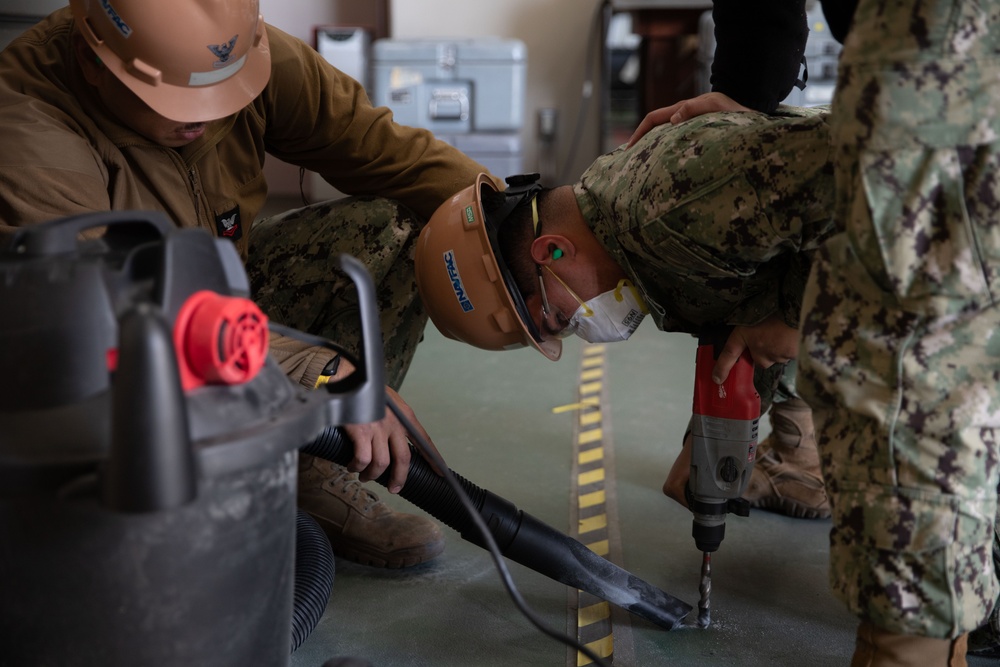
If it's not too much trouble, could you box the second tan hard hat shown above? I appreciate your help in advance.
[70,0,271,122]
[414,173,561,361]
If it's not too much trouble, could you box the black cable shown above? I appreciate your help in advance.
[269,322,611,665]
[385,396,612,667]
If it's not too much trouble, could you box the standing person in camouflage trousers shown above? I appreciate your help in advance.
[411,101,836,519]
[794,0,1000,662]
[651,0,1000,662]
[0,0,497,569]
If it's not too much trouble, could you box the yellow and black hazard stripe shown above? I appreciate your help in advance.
[554,343,630,666]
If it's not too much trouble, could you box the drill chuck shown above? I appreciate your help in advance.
[689,493,751,552]
[689,497,728,553]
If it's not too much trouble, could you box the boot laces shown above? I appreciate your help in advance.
[329,467,381,512]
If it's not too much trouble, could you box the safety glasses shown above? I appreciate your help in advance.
[532,197,578,340]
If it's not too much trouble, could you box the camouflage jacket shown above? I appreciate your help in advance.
[574,106,835,334]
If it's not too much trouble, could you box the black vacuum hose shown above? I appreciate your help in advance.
[303,426,519,549]
[302,426,692,630]
[292,509,335,653]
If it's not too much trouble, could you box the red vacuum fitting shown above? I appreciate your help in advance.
[173,290,269,391]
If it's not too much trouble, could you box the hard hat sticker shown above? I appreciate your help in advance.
[208,35,239,68]
[443,250,474,313]
[190,52,247,87]
[464,205,475,225]
[100,0,132,38]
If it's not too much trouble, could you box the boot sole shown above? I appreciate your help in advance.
[312,515,446,569]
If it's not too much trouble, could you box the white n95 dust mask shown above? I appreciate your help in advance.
[545,266,648,343]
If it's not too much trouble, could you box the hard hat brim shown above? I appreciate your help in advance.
[81,15,272,123]
[479,185,562,361]
[416,174,562,362]
[414,173,562,361]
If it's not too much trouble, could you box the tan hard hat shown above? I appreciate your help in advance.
[415,173,561,361]
[70,0,271,123]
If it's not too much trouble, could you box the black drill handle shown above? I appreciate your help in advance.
[696,325,733,358]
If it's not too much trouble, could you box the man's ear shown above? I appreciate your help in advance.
[530,234,575,266]
[73,33,104,86]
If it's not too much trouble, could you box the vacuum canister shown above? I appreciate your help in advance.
[0,211,379,667]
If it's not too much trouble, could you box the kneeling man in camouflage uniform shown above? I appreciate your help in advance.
[413,99,835,520]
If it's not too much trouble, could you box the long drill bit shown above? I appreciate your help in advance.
[697,551,712,628]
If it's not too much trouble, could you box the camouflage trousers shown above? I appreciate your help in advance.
[797,0,1000,639]
[246,196,427,391]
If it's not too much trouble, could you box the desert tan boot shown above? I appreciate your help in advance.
[743,397,830,519]
[298,454,445,568]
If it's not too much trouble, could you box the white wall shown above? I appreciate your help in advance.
[258,0,354,196]
[259,0,383,44]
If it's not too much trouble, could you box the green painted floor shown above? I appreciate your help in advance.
[290,323,867,667]
[252,195,992,667]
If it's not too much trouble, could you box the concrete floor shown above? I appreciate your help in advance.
[251,193,997,667]
[287,323,862,666]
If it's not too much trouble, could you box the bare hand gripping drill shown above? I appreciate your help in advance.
[687,328,761,628]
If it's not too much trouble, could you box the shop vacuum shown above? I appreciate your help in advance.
[0,210,380,666]
[0,211,691,667]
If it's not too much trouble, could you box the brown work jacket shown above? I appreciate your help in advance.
[0,7,488,258]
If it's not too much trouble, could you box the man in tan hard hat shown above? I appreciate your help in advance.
[414,97,835,521]
[0,0,497,569]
